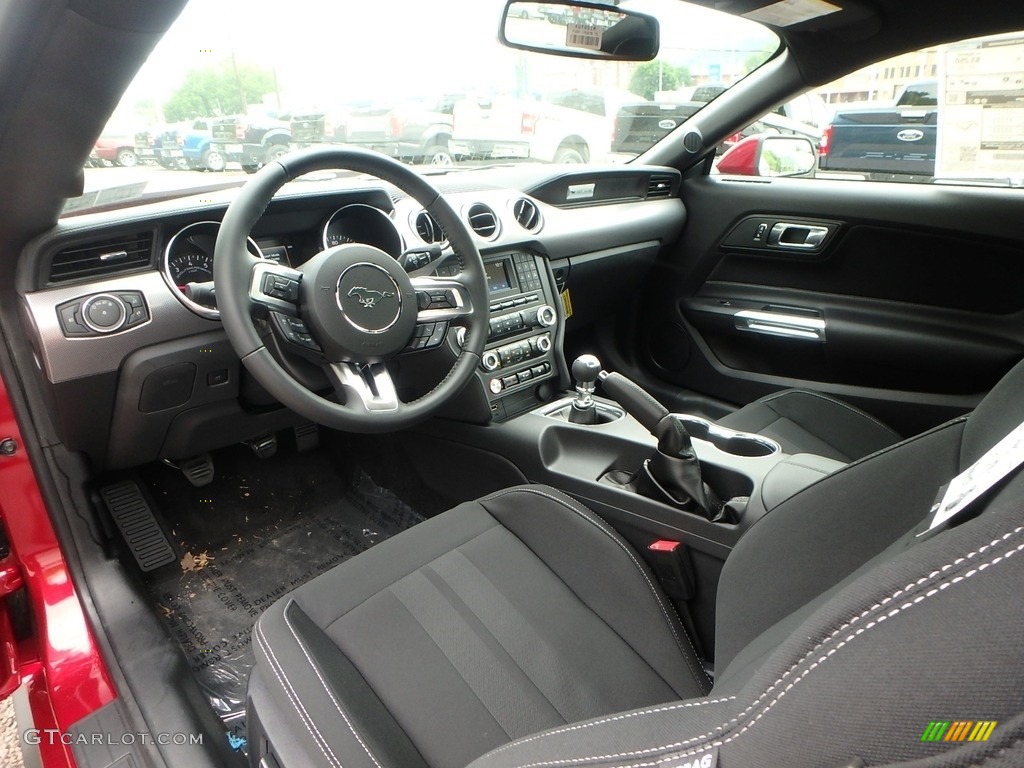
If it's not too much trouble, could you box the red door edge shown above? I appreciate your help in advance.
[0,370,115,768]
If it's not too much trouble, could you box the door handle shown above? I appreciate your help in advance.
[767,223,830,250]
[735,310,826,342]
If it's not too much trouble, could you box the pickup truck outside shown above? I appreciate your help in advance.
[818,81,938,179]
[611,92,828,157]
[291,96,459,165]
[451,89,636,164]
[140,119,221,171]
[210,114,291,173]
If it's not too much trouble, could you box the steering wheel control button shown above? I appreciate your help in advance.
[337,263,403,333]
[261,273,300,302]
[271,312,322,352]
[406,323,435,351]
[81,294,127,333]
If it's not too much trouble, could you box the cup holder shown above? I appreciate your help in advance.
[672,414,780,458]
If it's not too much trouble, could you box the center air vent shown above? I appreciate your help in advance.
[414,211,447,245]
[512,198,541,232]
[647,175,674,199]
[49,231,154,283]
[466,203,499,239]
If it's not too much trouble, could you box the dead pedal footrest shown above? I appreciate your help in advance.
[100,480,175,572]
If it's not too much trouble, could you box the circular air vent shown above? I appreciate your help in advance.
[512,198,542,232]
[466,203,499,240]
[413,210,447,245]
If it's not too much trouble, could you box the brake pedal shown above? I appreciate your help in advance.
[179,454,215,486]
[99,481,175,572]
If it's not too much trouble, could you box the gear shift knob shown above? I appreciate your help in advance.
[568,354,602,424]
[572,354,602,386]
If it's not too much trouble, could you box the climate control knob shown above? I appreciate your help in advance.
[481,350,501,371]
[536,334,552,353]
[536,305,557,327]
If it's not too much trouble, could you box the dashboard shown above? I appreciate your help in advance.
[16,165,684,470]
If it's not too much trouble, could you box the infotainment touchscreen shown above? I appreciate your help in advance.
[485,260,513,294]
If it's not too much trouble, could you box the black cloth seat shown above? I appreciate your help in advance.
[249,360,1024,768]
[717,388,901,462]
[248,486,711,768]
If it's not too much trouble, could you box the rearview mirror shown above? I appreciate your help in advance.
[716,135,817,178]
[500,0,660,61]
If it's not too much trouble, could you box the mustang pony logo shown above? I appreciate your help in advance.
[347,286,395,308]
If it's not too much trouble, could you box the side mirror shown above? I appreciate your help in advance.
[500,0,660,61]
[716,135,817,178]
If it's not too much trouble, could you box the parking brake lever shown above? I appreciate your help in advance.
[599,371,668,433]
[599,370,724,520]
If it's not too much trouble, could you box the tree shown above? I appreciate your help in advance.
[629,61,693,100]
[164,61,275,121]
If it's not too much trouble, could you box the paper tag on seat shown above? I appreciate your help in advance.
[659,749,716,765]
[922,419,1024,535]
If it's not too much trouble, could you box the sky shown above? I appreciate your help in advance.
[113,0,778,127]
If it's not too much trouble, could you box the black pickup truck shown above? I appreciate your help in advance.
[210,114,291,173]
[818,81,938,180]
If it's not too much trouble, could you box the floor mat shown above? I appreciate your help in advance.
[138,445,424,753]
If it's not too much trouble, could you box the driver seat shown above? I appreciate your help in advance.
[247,360,1024,768]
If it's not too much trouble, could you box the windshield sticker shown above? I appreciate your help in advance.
[566,183,596,201]
[936,34,1024,181]
[566,22,603,51]
[743,0,840,27]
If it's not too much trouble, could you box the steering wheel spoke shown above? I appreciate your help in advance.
[325,361,400,413]
[250,260,304,316]
[412,275,473,323]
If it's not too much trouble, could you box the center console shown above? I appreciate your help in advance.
[473,249,566,420]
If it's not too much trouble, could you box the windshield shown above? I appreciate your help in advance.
[69,0,777,213]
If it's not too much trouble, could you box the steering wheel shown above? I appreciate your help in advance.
[214,147,488,432]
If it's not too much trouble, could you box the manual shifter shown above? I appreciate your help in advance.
[600,371,724,520]
[568,354,602,424]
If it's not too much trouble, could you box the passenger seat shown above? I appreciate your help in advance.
[717,388,901,463]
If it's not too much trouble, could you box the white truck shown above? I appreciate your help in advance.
[450,89,634,164]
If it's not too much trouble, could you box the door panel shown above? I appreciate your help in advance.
[637,175,1024,436]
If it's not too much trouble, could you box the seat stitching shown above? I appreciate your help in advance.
[481,486,711,693]
[283,600,385,768]
[762,389,900,439]
[504,525,1024,768]
[777,461,836,476]
[254,620,342,768]
[489,697,737,755]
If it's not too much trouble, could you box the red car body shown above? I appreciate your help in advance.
[0,374,114,768]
